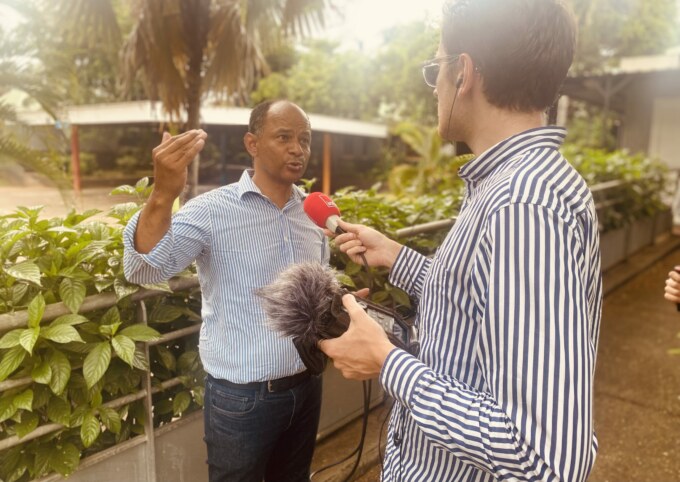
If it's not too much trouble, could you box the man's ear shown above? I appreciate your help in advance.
[244,132,258,157]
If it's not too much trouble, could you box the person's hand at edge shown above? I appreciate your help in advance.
[332,219,403,270]
[664,266,680,303]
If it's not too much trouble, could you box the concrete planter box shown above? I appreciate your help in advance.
[627,216,655,255]
[37,367,382,482]
[601,226,629,271]
[653,208,672,241]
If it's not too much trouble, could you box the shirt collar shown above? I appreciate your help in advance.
[458,126,567,182]
[235,169,305,203]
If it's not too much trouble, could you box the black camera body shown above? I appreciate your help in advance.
[294,291,419,375]
[329,291,419,356]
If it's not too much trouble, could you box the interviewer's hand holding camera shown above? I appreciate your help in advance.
[333,219,403,269]
[319,294,397,380]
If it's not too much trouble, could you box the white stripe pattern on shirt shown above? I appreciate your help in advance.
[381,127,602,481]
[123,170,329,383]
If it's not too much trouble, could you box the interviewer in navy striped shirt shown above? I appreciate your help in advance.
[123,100,329,481]
[320,1,602,481]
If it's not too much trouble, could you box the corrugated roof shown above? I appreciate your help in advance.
[16,100,389,139]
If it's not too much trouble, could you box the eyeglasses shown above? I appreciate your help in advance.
[421,55,461,88]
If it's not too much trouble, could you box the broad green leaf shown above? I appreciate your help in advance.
[47,396,71,426]
[101,306,121,326]
[0,329,22,349]
[172,391,191,416]
[94,278,114,292]
[46,226,78,234]
[83,342,111,388]
[32,384,51,409]
[50,314,89,327]
[112,335,136,367]
[336,273,356,288]
[99,322,121,337]
[48,350,71,395]
[59,278,86,314]
[109,185,136,196]
[13,389,33,411]
[131,346,149,371]
[0,396,17,422]
[4,261,41,286]
[11,283,28,305]
[0,345,26,381]
[193,385,205,407]
[49,442,81,477]
[149,305,184,324]
[114,277,139,300]
[98,406,121,434]
[41,325,84,344]
[178,351,200,372]
[31,359,53,384]
[120,324,161,342]
[15,411,39,438]
[75,240,110,264]
[156,346,176,371]
[27,293,46,328]
[19,327,39,354]
[135,177,149,191]
[80,411,101,448]
[34,445,52,477]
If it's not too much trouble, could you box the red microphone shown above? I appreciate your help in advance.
[303,192,346,234]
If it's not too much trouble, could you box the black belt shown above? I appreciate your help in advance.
[209,370,311,393]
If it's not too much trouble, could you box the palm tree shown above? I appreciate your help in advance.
[56,0,332,198]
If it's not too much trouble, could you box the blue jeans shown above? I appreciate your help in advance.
[203,374,322,482]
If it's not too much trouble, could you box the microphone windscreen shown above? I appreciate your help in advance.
[256,262,344,346]
[303,192,341,229]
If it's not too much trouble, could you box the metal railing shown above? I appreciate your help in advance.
[0,276,201,482]
[395,178,666,239]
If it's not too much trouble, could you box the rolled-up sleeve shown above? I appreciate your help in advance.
[123,198,212,284]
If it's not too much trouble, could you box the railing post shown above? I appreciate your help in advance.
[138,300,157,482]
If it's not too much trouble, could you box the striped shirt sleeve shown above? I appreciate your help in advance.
[380,202,596,482]
[388,246,432,300]
[123,198,212,285]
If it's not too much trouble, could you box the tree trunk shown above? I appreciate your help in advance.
[183,0,210,199]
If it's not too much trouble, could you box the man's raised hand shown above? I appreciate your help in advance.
[151,129,207,203]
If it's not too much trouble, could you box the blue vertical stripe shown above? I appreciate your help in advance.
[123,169,329,383]
[382,127,601,481]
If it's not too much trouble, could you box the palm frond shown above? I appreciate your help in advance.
[55,0,122,50]
[121,0,188,117]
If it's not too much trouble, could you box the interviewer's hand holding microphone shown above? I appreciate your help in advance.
[304,193,403,379]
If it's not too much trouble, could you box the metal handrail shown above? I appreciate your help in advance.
[394,177,659,238]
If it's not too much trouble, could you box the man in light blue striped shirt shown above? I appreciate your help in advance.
[321,1,602,481]
[123,100,329,481]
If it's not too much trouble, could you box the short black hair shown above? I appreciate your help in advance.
[442,0,576,112]
[249,100,277,135]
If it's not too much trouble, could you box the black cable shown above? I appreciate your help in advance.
[309,380,372,481]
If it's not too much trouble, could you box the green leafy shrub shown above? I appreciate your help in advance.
[0,179,204,481]
[563,145,671,231]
